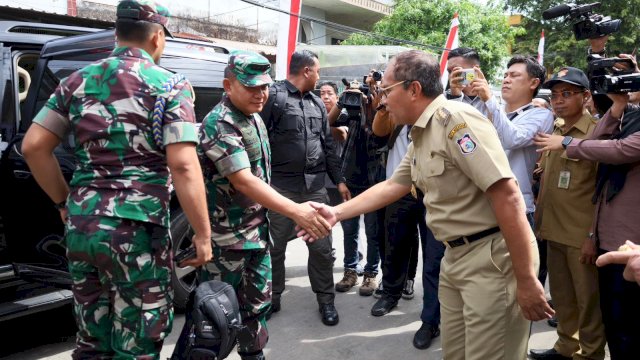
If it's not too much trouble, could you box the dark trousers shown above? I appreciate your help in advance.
[269,186,335,306]
[527,212,548,286]
[380,194,422,300]
[598,248,640,360]
[419,213,445,326]
[340,187,385,274]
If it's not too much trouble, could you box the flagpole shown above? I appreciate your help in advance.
[439,13,460,88]
[537,30,545,66]
[275,0,302,80]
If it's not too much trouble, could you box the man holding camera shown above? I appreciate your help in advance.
[529,67,606,360]
[446,47,489,116]
[327,72,387,297]
[259,50,347,326]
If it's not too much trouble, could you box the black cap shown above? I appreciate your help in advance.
[543,67,589,89]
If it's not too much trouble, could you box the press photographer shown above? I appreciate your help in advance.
[327,71,387,298]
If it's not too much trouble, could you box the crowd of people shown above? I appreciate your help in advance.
[17,0,640,359]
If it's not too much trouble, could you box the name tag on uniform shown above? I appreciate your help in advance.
[558,170,571,189]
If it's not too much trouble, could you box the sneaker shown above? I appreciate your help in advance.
[373,282,384,299]
[335,269,359,292]
[359,272,378,296]
[402,279,415,300]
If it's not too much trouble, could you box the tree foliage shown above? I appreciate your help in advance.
[507,0,640,73]
[341,0,523,81]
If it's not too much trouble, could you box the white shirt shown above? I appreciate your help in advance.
[386,125,411,179]
[484,98,554,213]
[447,91,490,117]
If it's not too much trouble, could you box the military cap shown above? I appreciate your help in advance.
[227,50,273,87]
[116,0,173,38]
[543,66,590,89]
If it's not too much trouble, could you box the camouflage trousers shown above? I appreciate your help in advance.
[65,216,173,360]
[201,247,272,354]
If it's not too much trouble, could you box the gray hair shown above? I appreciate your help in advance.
[391,50,443,98]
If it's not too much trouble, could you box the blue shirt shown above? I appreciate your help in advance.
[484,98,554,213]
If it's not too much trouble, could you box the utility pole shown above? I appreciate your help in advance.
[208,0,211,22]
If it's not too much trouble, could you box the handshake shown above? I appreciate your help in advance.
[293,202,339,242]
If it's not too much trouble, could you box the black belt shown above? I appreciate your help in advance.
[444,226,501,248]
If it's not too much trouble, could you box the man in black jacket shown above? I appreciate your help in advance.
[259,50,349,326]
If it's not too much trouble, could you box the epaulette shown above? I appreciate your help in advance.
[434,107,452,126]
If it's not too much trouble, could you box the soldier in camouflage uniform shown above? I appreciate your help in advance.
[198,50,330,360]
[21,1,212,359]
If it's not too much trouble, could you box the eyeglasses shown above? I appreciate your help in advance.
[379,80,409,97]
[550,90,585,100]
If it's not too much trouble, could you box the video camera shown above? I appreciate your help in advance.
[337,70,383,111]
[542,2,622,40]
[339,78,368,112]
[588,55,640,93]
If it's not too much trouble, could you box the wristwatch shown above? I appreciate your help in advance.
[54,200,66,210]
[561,136,574,149]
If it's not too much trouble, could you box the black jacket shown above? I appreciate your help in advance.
[259,80,343,192]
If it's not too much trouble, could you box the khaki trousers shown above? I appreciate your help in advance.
[439,234,534,360]
[547,241,606,360]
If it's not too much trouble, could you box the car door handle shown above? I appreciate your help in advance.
[13,170,32,179]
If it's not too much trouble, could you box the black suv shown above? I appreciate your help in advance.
[0,21,227,321]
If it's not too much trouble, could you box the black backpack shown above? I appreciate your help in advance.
[171,280,243,360]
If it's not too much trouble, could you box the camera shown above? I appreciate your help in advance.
[588,55,640,94]
[459,69,476,86]
[542,2,622,40]
[339,78,368,111]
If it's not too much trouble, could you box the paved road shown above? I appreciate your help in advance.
[1,222,601,360]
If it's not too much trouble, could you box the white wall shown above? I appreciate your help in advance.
[0,0,68,14]
[299,5,327,45]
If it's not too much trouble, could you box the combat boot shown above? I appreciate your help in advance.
[359,272,378,296]
[239,350,265,360]
[335,269,359,292]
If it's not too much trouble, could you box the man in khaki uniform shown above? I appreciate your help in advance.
[530,68,606,360]
[300,50,553,359]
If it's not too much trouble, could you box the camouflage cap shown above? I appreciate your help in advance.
[227,50,273,87]
[116,0,173,38]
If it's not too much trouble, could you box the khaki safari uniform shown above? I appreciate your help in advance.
[537,112,606,359]
[391,94,538,360]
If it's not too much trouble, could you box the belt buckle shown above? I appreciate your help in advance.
[445,237,468,248]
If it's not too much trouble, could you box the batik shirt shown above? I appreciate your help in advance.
[198,96,271,250]
[33,46,198,227]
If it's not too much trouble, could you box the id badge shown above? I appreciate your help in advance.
[558,170,571,189]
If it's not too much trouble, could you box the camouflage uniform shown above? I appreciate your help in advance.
[31,2,196,358]
[198,51,273,355]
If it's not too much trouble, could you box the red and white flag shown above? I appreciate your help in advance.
[275,0,302,80]
[537,30,545,66]
[439,12,459,88]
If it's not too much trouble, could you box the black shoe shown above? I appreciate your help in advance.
[239,351,265,360]
[412,323,439,350]
[265,298,280,321]
[528,348,571,360]
[547,316,558,328]
[319,303,339,326]
[371,296,398,317]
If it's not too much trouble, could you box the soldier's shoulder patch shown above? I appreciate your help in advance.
[456,133,478,155]
[434,107,452,126]
[447,123,467,139]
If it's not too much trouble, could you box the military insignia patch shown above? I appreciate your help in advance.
[435,107,452,126]
[456,133,477,155]
[448,123,467,139]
